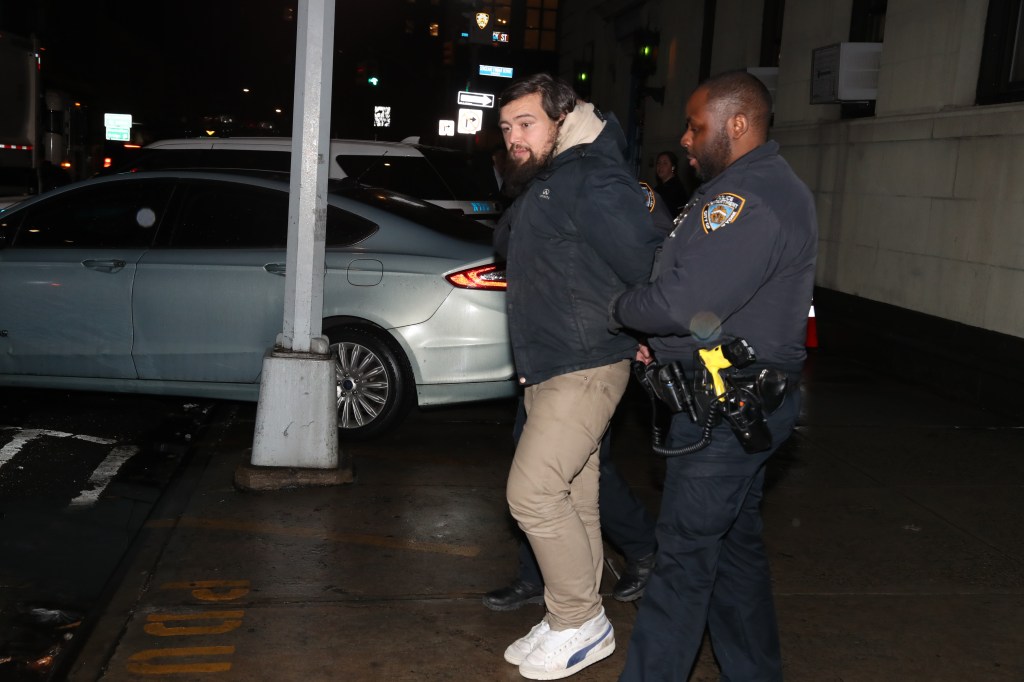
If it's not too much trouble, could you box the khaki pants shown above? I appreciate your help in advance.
[506,360,631,630]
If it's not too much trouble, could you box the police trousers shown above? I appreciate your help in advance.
[619,388,799,682]
[506,360,630,630]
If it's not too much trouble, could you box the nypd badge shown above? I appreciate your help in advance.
[638,181,657,213]
[701,193,745,233]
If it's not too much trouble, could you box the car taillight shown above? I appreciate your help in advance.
[446,263,507,290]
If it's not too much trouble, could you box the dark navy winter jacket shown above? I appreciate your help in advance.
[614,140,818,373]
[494,115,664,386]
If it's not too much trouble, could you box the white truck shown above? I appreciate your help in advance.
[0,31,87,210]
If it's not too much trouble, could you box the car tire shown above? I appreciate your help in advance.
[325,325,413,440]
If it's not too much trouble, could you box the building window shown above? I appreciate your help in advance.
[841,0,886,119]
[759,0,785,67]
[429,22,440,37]
[978,0,1024,103]
[495,0,511,30]
[524,0,557,51]
[849,0,886,42]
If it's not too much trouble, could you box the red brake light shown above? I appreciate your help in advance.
[446,263,507,290]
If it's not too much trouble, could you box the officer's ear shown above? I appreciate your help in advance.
[728,113,749,140]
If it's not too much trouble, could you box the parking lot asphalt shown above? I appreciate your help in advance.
[64,349,1024,681]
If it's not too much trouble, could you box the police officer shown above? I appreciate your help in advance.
[612,70,818,681]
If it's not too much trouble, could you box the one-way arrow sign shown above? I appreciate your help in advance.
[457,91,495,108]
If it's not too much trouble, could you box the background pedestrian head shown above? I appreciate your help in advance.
[655,151,678,183]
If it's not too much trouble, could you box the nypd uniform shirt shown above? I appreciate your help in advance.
[614,140,818,372]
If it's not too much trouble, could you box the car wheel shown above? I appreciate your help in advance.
[325,326,412,440]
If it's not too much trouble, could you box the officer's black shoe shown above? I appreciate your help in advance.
[612,553,656,602]
[482,579,544,611]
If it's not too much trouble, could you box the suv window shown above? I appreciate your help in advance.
[200,149,292,172]
[121,149,292,174]
[334,155,453,199]
[168,180,377,248]
[121,149,205,172]
[417,147,499,200]
[11,180,173,248]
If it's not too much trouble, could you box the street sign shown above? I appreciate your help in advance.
[104,113,132,128]
[103,112,132,142]
[438,119,455,136]
[457,91,495,108]
[457,108,483,134]
[480,64,514,78]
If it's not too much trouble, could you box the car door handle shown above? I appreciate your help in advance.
[264,263,287,276]
[82,259,127,273]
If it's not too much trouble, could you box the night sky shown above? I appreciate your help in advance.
[1,1,461,142]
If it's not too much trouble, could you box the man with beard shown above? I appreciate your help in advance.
[612,70,817,681]
[492,73,663,680]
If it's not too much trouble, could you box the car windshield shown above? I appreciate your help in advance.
[331,181,494,246]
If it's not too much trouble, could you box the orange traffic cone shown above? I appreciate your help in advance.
[805,303,818,348]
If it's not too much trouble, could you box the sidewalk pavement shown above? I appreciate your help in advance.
[66,350,1024,681]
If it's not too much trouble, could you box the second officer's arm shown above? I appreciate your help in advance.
[613,193,783,337]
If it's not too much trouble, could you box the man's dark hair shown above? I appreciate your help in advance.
[499,73,578,121]
[701,70,773,134]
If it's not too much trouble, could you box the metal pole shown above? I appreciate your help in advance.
[246,0,344,475]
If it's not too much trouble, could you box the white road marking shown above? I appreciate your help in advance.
[1,427,134,508]
[69,445,140,507]
[0,427,117,468]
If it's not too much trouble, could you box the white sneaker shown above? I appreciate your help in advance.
[504,618,551,665]
[518,608,615,680]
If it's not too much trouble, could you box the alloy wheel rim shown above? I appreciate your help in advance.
[332,341,390,429]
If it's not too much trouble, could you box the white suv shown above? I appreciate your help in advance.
[117,137,503,225]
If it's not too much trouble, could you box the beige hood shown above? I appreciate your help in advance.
[553,101,606,157]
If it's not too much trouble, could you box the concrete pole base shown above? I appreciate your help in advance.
[233,461,354,491]
[249,349,344,474]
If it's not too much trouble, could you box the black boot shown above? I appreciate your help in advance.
[612,553,655,602]
[482,579,544,611]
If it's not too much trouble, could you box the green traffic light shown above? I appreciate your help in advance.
[578,72,588,82]
[368,76,380,86]
[641,45,651,57]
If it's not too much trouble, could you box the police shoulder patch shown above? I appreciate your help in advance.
[701,192,746,233]
[638,181,657,213]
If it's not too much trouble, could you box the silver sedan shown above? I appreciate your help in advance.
[0,171,515,439]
